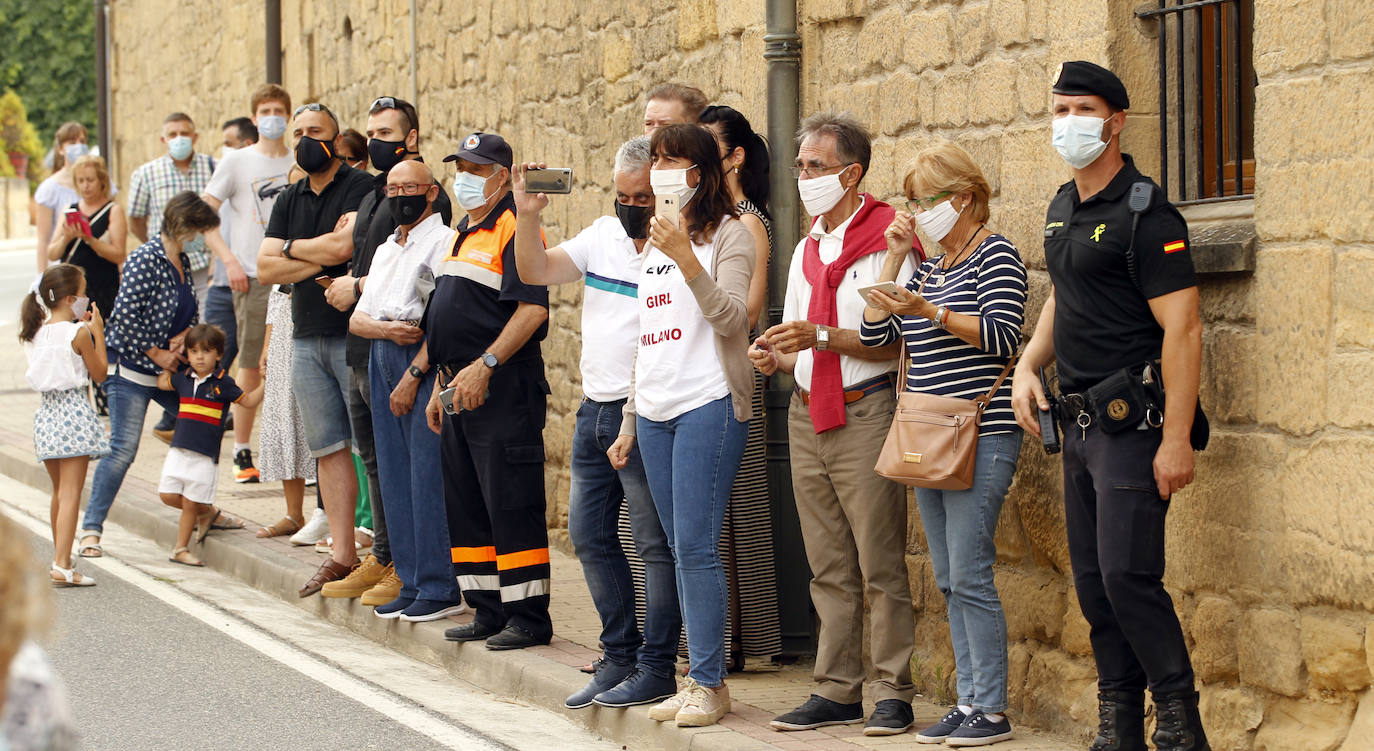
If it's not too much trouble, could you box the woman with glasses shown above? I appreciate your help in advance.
[859,141,1027,747]
[338,129,369,171]
[607,123,756,728]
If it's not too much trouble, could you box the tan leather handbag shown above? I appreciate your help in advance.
[873,266,1017,489]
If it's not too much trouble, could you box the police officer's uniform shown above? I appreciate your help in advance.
[1043,62,1207,750]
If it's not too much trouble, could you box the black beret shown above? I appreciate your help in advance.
[1052,60,1130,111]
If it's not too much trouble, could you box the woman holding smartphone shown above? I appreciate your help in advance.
[607,124,755,728]
[47,155,126,321]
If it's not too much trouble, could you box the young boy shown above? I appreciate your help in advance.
[158,324,264,566]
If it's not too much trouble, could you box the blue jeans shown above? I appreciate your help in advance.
[637,396,747,687]
[82,372,180,534]
[569,398,680,676]
[369,341,460,603]
[291,335,352,457]
[204,284,238,370]
[915,430,1023,713]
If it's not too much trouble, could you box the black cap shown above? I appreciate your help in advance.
[1052,61,1130,111]
[442,132,513,169]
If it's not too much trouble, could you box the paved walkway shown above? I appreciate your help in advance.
[0,324,1077,751]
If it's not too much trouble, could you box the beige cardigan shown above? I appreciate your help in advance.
[620,216,757,436]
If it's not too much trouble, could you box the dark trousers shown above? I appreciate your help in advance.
[1063,422,1195,695]
[441,358,552,641]
[348,366,389,564]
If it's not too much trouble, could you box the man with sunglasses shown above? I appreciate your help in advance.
[318,96,453,607]
[748,112,924,737]
[257,102,374,597]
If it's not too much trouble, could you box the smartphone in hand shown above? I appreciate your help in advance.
[314,275,335,289]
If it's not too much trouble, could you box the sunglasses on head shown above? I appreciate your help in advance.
[293,103,326,116]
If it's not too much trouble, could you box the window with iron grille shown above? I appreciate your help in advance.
[1137,0,1256,205]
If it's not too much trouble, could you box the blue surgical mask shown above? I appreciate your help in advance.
[258,115,287,141]
[168,135,193,161]
[63,143,89,165]
[453,170,497,211]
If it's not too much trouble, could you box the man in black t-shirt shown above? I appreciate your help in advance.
[1011,62,1208,751]
[316,96,453,606]
[257,103,373,598]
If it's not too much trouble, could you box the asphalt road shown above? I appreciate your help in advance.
[0,474,618,751]
[0,239,42,327]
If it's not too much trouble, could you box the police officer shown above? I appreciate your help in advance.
[1011,62,1209,751]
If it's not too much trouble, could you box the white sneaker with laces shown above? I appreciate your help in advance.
[289,507,329,546]
[648,677,698,722]
[675,681,730,727]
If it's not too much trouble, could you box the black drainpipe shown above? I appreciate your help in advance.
[266,0,282,84]
[93,0,111,163]
[764,0,811,656]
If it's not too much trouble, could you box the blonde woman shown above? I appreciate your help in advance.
[47,155,126,319]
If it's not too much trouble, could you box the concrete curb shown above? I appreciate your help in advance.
[0,446,774,751]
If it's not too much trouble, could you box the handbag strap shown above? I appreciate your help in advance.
[972,355,1018,411]
[896,265,938,393]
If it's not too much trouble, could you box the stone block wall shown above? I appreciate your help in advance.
[105,0,1374,743]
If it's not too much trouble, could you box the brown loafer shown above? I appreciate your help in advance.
[298,558,359,598]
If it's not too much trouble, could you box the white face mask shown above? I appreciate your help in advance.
[168,135,193,161]
[70,295,89,318]
[257,115,288,141]
[453,170,496,211]
[1052,114,1113,170]
[797,167,850,216]
[914,197,962,243]
[649,165,698,207]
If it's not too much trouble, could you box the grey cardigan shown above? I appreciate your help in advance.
[620,216,756,436]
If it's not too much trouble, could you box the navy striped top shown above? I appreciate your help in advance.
[859,234,1028,435]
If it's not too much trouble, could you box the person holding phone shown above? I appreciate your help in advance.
[860,141,1028,747]
[606,123,755,728]
[47,155,125,353]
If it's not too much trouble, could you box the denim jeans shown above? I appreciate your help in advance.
[637,396,747,687]
[915,430,1023,713]
[82,371,181,534]
[569,398,681,676]
[203,285,238,370]
[291,335,352,457]
[369,341,459,603]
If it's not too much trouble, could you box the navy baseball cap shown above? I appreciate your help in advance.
[1052,61,1130,110]
[443,132,513,169]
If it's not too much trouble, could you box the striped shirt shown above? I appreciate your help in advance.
[859,234,1027,435]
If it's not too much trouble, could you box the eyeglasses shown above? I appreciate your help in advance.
[906,191,953,213]
[790,163,849,179]
[383,183,429,197]
[293,103,326,116]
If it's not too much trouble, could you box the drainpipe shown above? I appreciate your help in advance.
[409,0,419,103]
[265,0,282,84]
[764,0,811,655]
[93,0,111,165]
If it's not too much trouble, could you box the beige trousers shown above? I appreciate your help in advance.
[788,389,916,704]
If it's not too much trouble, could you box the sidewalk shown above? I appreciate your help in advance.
[0,328,1078,751]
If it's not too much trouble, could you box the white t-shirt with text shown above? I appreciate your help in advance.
[203,147,294,276]
[562,216,643,402]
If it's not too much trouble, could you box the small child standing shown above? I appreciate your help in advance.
[157,324,263,567]
[21,263,110,587]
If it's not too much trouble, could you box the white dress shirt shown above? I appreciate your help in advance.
[355,212,454,322]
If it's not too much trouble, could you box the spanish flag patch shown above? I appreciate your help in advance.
[1163,240,1187,254]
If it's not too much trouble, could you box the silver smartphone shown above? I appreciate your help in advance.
[525,167,573,194]
[439,387,460,415]
[857,281,905,304]
[655,193,680,231]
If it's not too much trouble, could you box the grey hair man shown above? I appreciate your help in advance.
[510,137,683,709]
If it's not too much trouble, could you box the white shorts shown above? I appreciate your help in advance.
[158,447,220,505]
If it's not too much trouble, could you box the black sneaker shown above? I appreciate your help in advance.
[945,712,1014,747]
[445,621,499,642]
[485,624,549,651]
[915,706,969,743]
[770,694,864,731]
[864,698,914,736]
[154,410,176,432]
[222,412,235,431]
[233,449,260,484]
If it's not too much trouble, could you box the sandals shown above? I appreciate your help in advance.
[169,546,204,567]
[256,516,303,539]
[195,508,247,543]
[78,532,103,558]
[51,562,96,587]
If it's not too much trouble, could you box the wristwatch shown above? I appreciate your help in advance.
[480,352,499,369]
[281,239,295,260]
[933,305,949,329]
[815,326,830,351]
[407,365,425,379]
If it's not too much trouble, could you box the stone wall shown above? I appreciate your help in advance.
[105,0,1374,744]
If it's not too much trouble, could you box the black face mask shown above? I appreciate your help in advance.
[295,135,336,174]
[614,200,652,240]
[368,138,408,173]
[388,194,430,226]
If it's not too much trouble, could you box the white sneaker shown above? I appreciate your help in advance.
[648,677,698,722]
[289,507,329,546]
[675,681,730,727]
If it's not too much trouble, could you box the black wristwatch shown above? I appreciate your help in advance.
[480,352,498,369]
[407,365,425,379]
[281,239,295,260]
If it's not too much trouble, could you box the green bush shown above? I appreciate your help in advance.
[0,89,44,184]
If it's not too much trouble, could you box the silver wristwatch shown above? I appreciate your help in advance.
[815,326,830,351]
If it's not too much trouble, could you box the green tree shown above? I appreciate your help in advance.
[0,89,45,182]
[0,0,96,150]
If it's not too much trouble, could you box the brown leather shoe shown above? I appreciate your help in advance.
[299,558,359,598]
